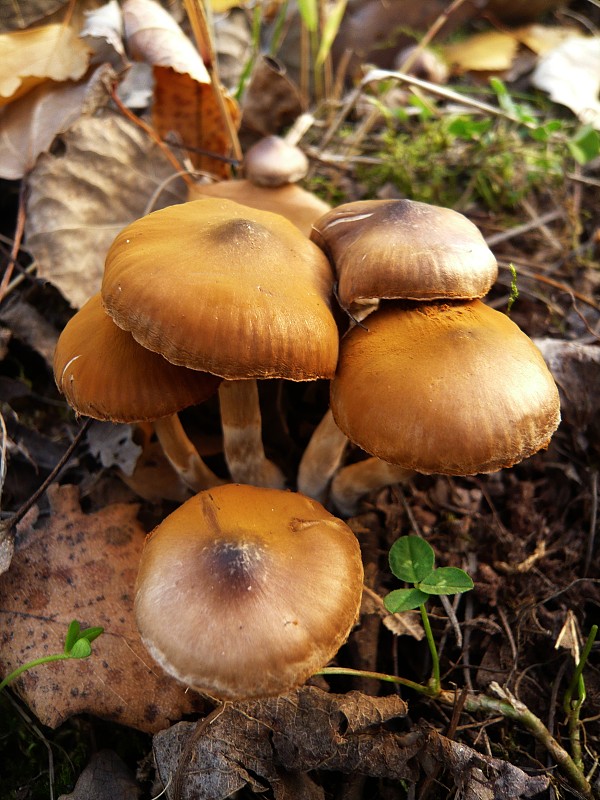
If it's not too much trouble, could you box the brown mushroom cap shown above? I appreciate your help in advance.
[134,484,364,699]
[311,199,498,306]
[189,180,330,236]
[53,294,220,422]
[102,198,338,380]
[244,135,309,186]
[331,301,561,475]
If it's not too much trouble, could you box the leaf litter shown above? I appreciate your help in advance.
[0,0,599,798]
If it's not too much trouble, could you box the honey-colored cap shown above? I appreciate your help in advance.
[102,199,338,380]
[331,301,561,475]
[53,294,220,422]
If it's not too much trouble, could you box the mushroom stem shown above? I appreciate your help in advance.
[153,415,224,492]
[218,380,285,488]
[297,409,349,502]
[330,458,413,517]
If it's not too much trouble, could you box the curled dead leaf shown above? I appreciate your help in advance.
[26,110,186,307]
[0,24,91,106]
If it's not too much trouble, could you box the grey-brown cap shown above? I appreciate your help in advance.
[244,135,309,186]
[311,199,498,306]
[135,484,364,699]
[331,301,561,475]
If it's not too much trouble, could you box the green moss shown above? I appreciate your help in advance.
[355,113,568,212]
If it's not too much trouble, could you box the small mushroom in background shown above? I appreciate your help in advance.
[53,294,223,493]
[134,483,364,700]
[101,197,339,489]
[190,134,330,236]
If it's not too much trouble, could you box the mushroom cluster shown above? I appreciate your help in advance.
[53,184,561,702]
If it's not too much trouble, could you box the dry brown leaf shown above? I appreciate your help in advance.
[241,55,304,137]
[0,23,91,106]
[80,0,127,69]
[153,66,239,177]
[122,0,209,83]
[0,65,108,180]
[153,686,415,799]
[57,749,139,800]
[26,110,186,308]
[0,0,68,33]
[0,483,205,732]
[442,31,519,73]
[122,0,239,176]
[153,685,548,799]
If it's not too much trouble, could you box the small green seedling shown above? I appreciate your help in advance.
[0,619,104,693]
[384,535,473,694]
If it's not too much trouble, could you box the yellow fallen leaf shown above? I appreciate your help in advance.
[443,30,519,73]
[0,24,91,106]
[514,23,582,55]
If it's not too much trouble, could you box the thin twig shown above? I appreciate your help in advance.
[0,182,27,304]
[584,470,598,577]
[111,87,196,189]
[0,418,91,538]
[484,209,565,247]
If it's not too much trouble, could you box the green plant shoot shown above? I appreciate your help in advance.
[384,536,473,694]
[507,263,519,314]
[0,620,104,693]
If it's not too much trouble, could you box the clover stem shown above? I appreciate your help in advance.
[318,666,437,696]
[0,654,71,693]
[420,603,441,696]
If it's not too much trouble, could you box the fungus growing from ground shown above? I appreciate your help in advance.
[330,300,561,477]
[101,198,339,488]
[53,294,223,491]
[134,484,364,699]
[299,198,499,503]
[311,198,498,309]
[190,135,330,236]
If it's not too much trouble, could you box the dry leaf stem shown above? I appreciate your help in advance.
[320,667,595,798]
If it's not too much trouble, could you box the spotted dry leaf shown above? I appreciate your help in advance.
[0,483,204,732]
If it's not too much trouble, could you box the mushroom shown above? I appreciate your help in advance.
[299,198,499,504]
[134,483,364,699]
[53,294,223,492]
[101,198,339,488]
[190,135,330,236]
[244,134,309,186]
[311,198,498,310]
[330,300,561,481]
